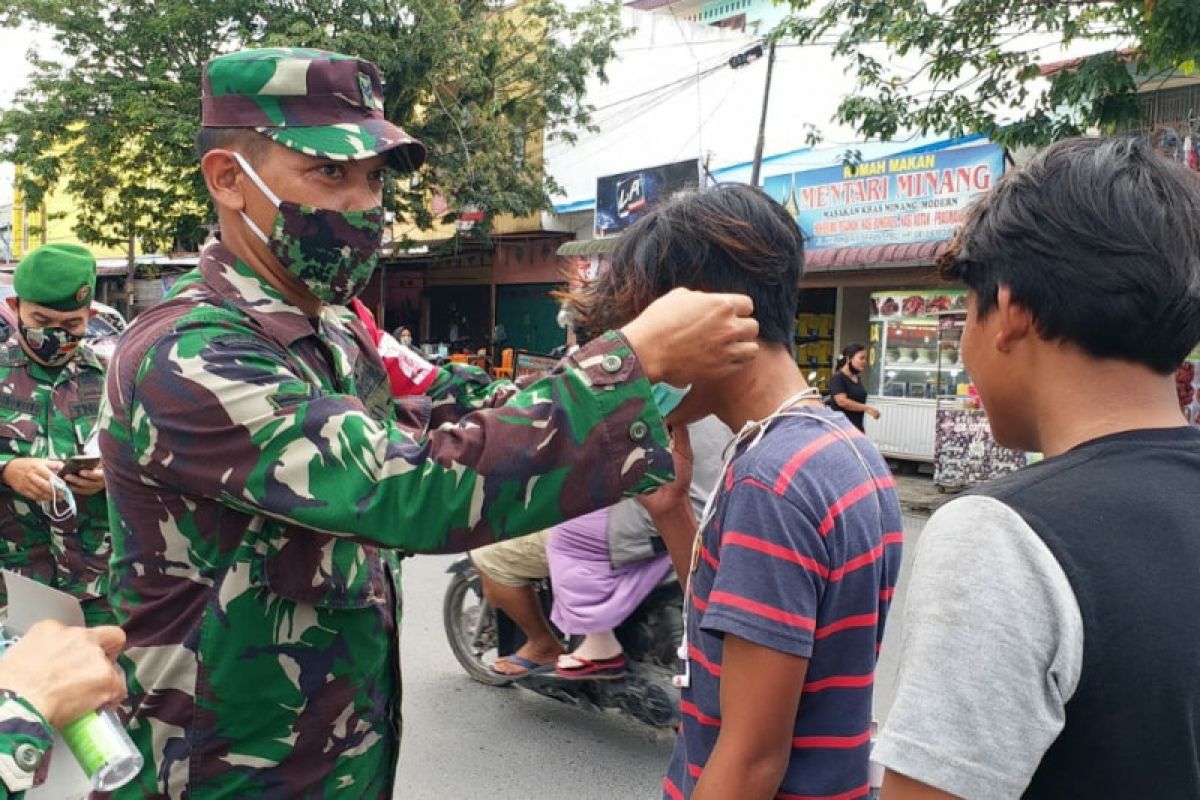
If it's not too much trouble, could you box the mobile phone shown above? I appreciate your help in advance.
[60,456,101,478]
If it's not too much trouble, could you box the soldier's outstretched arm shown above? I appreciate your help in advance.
[419,286,761,427]
[106,318,673,554]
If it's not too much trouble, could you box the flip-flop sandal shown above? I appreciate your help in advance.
[489,654,557,681]
[553,654,627,681]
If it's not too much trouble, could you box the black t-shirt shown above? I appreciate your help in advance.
[829,370,868,431]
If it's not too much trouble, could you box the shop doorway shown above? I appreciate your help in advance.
[795,287,838,389]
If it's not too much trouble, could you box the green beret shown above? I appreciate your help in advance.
[14,244,97,311]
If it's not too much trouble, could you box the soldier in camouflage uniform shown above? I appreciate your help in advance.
[100,48,760,797]
[0,620,126,799]
[0,245,112,625]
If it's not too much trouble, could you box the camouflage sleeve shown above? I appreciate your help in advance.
[423,362,529,430]
[119,322,672,553]
[0,692,52,798]
[0,430,22,493]
[0,458,14,494]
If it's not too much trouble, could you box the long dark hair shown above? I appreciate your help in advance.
[836,343,866,371]
[558,184,805,344]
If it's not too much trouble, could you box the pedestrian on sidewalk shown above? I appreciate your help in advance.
[874,137,1200,799]
[829,343,879,432]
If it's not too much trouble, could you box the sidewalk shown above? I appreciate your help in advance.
[892,470,956,516]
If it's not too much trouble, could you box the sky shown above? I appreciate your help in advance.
[0,24,54,204]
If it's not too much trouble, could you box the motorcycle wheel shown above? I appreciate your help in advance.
[443,568,510,686]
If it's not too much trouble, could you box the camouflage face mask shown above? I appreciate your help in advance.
[234,153,385,306]
[18,319,82,367]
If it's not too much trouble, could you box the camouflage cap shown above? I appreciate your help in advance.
[202,47,426,172]
[13,244,97,311]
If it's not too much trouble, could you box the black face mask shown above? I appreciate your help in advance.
[18,320,83,367]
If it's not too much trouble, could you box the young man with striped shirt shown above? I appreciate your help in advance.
[567,184,904,800]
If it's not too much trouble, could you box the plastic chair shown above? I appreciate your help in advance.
[492,348,515,381]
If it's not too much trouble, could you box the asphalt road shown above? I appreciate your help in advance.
[394,514,928,799]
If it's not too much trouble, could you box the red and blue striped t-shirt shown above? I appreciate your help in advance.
[664,408,903,800]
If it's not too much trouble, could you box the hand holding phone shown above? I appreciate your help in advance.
[59,456,101,478]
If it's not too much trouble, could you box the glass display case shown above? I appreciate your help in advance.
[932,310,1026,489]
[864,290,966,461]
[868,318,942,400]
[935,312,973,408]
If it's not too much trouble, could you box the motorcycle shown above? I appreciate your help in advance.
[443,557,683,728]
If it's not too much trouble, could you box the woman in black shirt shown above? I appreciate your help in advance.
[829,343,880,432]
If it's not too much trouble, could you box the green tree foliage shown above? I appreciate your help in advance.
[0,0,624,252]
[779,0,1200,146]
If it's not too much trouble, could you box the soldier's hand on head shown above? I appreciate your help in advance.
[620,288,759,385]
[0,620,127,729]
[65,467,105,496]
[1,458,63,503]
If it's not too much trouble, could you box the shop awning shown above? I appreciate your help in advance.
[556,237,622,257]
[805,240,948,273]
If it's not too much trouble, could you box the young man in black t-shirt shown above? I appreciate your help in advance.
[874,138,1200,798]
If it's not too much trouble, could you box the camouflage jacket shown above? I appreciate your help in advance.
[99,242,672,798]
[0,690,52,799]
[0,340,111,624]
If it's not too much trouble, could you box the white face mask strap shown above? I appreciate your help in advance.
[676,390,874,690]
[779,409,886,519]
[232,152,281,207]
[46,474,76,522]
[231,153,280,247]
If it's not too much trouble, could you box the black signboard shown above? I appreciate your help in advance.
[594,159,700,236]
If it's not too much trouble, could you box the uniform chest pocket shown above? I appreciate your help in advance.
[0,416,40,458]
[261,528,391,610]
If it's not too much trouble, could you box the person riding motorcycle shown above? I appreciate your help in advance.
[473,415,730,680]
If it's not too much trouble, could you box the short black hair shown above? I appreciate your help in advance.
[940,136,1200,374]
[194,127,271,163]
[565,184,805,345]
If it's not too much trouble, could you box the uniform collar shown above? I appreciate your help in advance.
[198,241,323,347]
[1,339,103,380]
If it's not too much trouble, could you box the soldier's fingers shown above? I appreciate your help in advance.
[108,663,128,704]
[721,316,759,343]
[26,474,52,501]
[86,625,127,659]
[723,341,760,365]
[44,460,63,474]
[711,293,754,318]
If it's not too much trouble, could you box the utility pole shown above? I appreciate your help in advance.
[750,38,777,187]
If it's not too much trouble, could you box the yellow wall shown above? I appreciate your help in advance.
[11,166,143,261]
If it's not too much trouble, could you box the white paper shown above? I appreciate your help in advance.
[3,571,85,633]
[1,571,94,798]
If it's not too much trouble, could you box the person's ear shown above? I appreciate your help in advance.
[993,286,1034,354]
[4,297,17,314]
[201,150,248,214]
